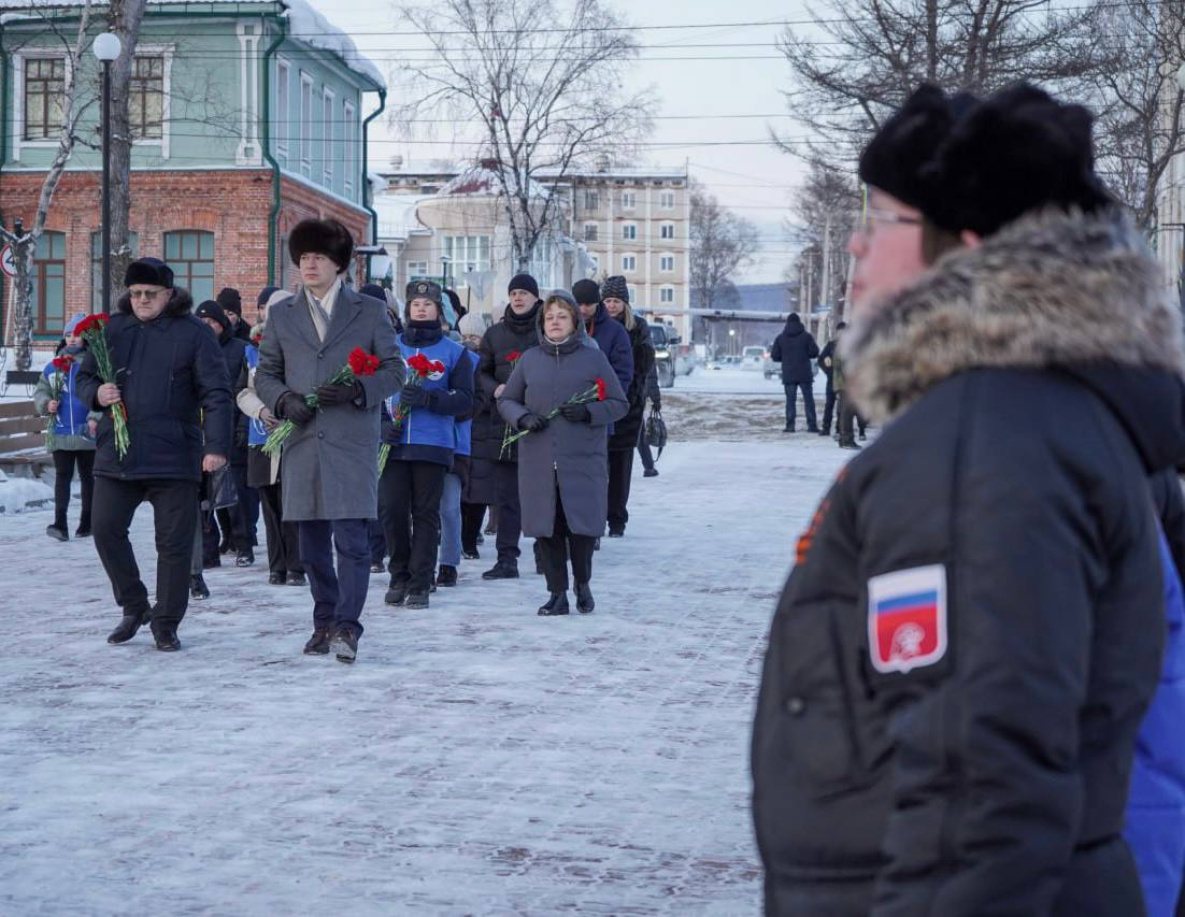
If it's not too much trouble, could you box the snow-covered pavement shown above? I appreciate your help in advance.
[0,435,849,915]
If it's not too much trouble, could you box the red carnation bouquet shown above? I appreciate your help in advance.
[500,377,607,458]
[43,354,75,450]
[505,350,523,365]
[76,313,130,459]
[390,352,445,434]
[263,346,380,457]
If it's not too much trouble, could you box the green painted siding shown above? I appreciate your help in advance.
[1,5,372,206]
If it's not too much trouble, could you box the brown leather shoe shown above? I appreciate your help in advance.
[303,628,332,655]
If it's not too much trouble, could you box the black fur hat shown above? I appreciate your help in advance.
[124,257,174,289]
[859,84,980,216]
[288,218,353,272]
[921,83,1114,236]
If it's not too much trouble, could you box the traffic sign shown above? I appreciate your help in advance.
[0,244,15,278]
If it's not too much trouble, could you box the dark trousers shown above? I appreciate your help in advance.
[297,518,370,635]
[258,481,303,576]
[52,449,94,531]
[637,426,656,472]
[368,519,385,565]
[538,487,595,592]
[607,448,635,533]
[820,381,837,434]
[92,476,199,625]
[493,461,523,563]
[838,392,857,446]
[380,459,447,591]
[784,381,818,430]
[461,502,486,554]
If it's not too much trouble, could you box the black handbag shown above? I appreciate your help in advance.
[201,464,239,513]
[645,409,668,460]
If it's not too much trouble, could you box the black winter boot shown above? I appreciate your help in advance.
[482,561,519,580]
[330,626,358,664]
[538,592,570,616]
[46,524,68,542]
[575,582,595,614]
[150,621,181,652]
[235,549,255,567]
[303,628,331,655]
[286,571,306,587]
[268,572,286,586]
[190,574,210,601]
[405,589,430,609]
[385,580,410,606]
[436,565,458,587]
[107,610,145,644]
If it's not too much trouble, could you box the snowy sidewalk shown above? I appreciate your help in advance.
[0,438,848,915]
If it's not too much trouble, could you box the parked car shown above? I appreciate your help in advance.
[741,346,766,373]
[649,322,697,388]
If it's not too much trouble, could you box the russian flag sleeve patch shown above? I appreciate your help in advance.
[867,564,948,674]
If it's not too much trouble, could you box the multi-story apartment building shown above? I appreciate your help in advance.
[377,158,692,339]
[0,0,384,340]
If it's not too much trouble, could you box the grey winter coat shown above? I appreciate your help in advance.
[254,285,403,522]
[498,327,628,538]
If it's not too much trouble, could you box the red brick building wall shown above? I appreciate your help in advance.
[0,169,370,340]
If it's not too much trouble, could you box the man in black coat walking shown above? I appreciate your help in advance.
[752,84,1185,916]
[78,258,233,652]
[474,273,542,579]
[770,313,819,432]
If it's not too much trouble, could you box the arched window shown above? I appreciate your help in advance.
[163,230,215,302]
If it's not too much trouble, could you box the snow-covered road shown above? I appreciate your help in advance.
[0,435,849,915]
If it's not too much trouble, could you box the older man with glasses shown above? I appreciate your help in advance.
[78,257,233,652]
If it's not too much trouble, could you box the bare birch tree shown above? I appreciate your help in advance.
[689,185,760,313]
[391,0,655,271]
[0,0,96,371]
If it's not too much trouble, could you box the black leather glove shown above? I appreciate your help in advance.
[559,402,592,424]
[518,412,549,433]
[278,392,315,425]
[400,385,429,409]
[315,379,362,407]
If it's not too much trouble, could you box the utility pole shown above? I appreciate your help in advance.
[820,215,832,312]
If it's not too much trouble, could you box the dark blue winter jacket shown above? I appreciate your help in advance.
[1125,476,1185,917]
[383,323,474,467]
[76,288,233,482]
[244,345,268,448]
[455,348,480,458]
[584,301,634,394]
[35,349,96,449]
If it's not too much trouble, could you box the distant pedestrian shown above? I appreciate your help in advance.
[79,258,232,652]
[254,219,402,663]
[217,287,253,343]
[34,313,100,541]
[770,313,819,433]
[498,291,628,616]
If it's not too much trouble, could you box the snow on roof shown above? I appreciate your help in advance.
[438,162,550,200]
[0,0,387,91]
[373,193,433,242]
[281,0,385,90]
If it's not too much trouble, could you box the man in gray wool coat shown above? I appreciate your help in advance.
[255,218,403,663]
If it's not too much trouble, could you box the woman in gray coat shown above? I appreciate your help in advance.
[498,291,628,616]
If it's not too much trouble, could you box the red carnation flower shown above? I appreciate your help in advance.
[407,353,435,377]
[75,314,108,338]
[595,377,607,402]
[506,350,522,363]
[51,355,75,373]
[347,347,380,377]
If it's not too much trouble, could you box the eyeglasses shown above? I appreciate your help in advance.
[852,208,923,236]
[129,288,167,300]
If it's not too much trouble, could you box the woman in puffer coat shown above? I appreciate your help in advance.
[34,313,101,541]
[497,291,627,616]
[603,286,655,537]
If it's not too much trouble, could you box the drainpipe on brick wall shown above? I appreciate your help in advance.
[0,23,9,336]
[261,12,287,287]
[361,88,386,281]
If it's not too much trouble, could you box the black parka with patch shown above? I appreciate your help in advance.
[752,210,1185,917]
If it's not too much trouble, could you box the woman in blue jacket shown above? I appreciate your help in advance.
[380,280,473,609]
[33,313,101,541]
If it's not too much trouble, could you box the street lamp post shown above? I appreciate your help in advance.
[440,255,451,290]
[93,32,122,314]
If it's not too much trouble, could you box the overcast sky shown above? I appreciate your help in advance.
[309,0,813,283]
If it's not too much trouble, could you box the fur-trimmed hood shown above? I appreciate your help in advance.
[845,208,1185,422]
[114,287,194,319]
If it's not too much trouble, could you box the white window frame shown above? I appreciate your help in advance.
[322,86,336,187]
[660,189,676,209]
[660,222,676,240]
[275,57,290,162]
[343,99,357,196]
[660,254,675,273]
[660,285,675,304]
[621,190,637,210]
[12,51,71,159]
[127,46,173,156]
[443,235,491,273]
[584,189,600,210]
[299,71,313,178]
[621,253,637,273]
[621,222,638,241]
[407,261,429,282]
